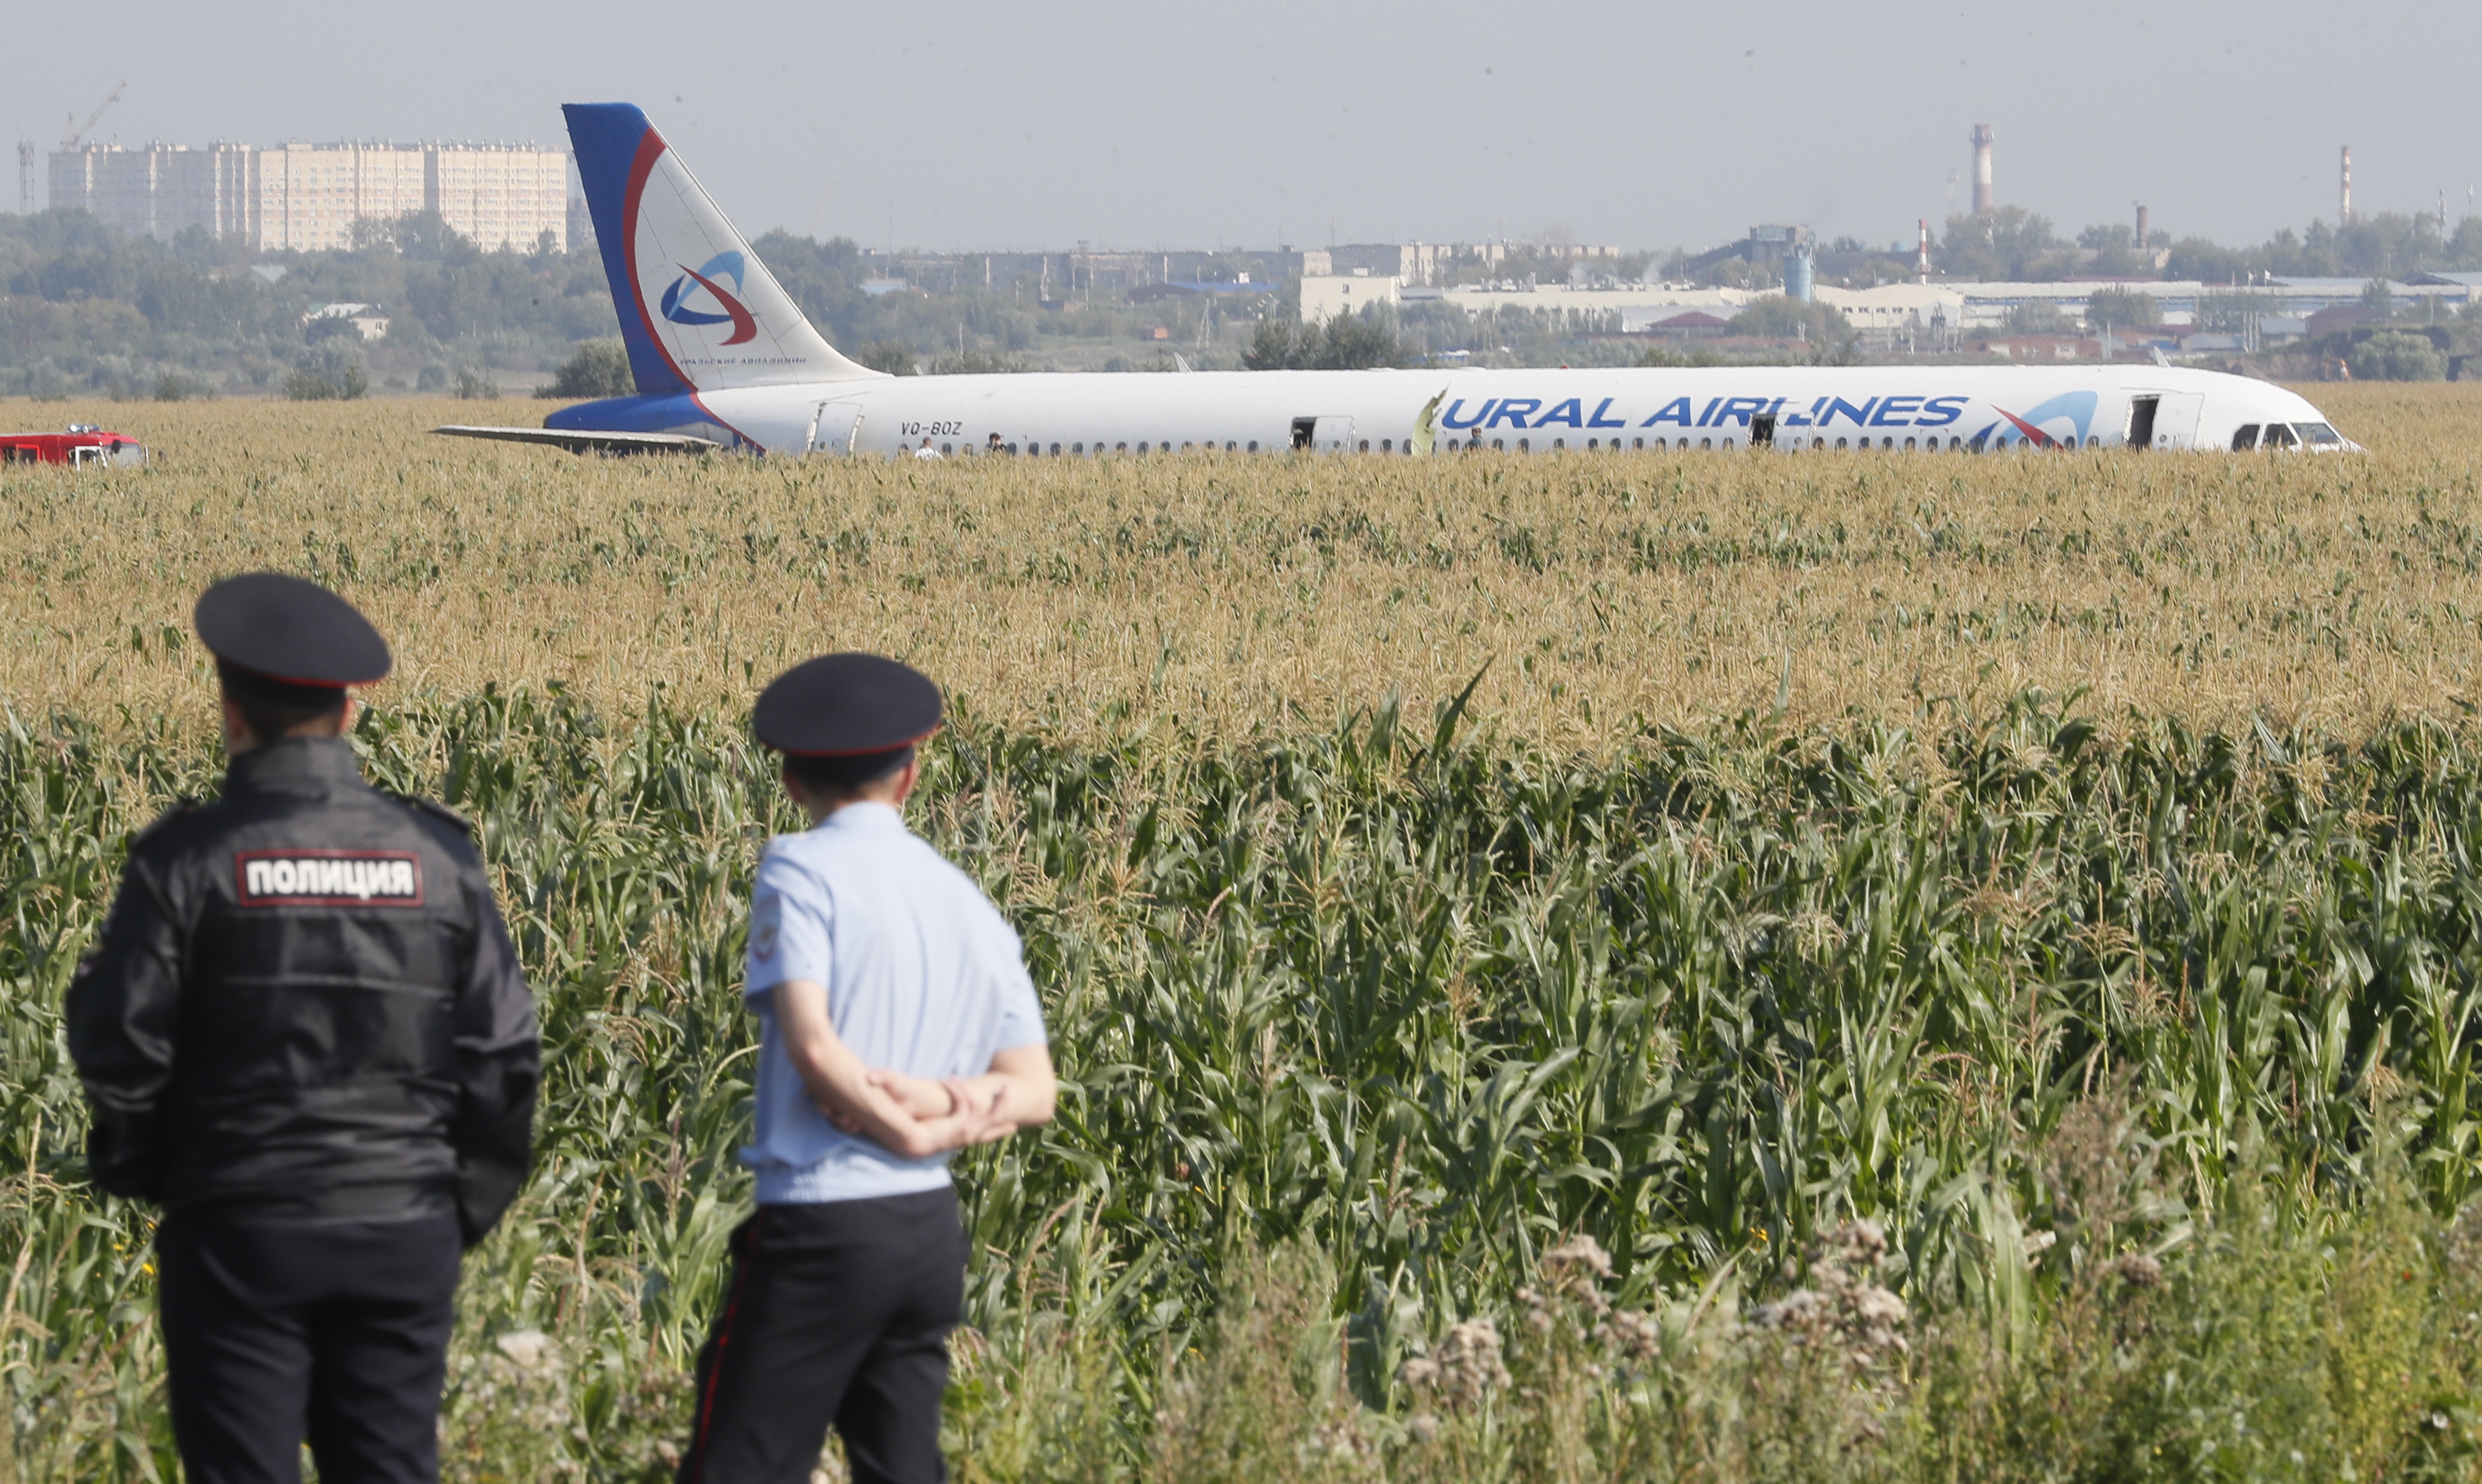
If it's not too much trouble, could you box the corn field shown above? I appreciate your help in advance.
[2,386,2480,1481]
[5,690,2480,1480]
[7,385,2482,738]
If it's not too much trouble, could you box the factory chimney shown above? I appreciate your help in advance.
[1917,218,1931,283]
[2134,204,2149,260]
[2340,146,2352,224]
[1971,125,1995,213]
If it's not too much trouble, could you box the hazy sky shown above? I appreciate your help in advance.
[28,0,2482,256]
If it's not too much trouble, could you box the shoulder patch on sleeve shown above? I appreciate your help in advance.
[748,892,782,964]
[398,795,477,838]
[128,798,198,849]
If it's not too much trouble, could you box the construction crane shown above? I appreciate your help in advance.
[61,81,126,151]
[42,82,128,216]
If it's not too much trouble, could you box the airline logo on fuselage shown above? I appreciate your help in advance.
[659,251,758,346]
[1435,389,2098,447]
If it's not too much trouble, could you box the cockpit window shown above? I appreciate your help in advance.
[2231,424,2260,450]
[2294,422,2343,446]
[2263,423,2299,449]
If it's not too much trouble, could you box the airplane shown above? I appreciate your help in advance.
[436,103,2359,461]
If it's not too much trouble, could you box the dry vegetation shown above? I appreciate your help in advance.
[6,385,2482,1481]
[4,381,2479,741]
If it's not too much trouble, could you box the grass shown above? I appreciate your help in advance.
[2,383,2480,1480]
[4,384,2482,740]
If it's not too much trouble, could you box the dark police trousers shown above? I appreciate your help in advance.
[680,1189,967,1484]
[157,1210,462,1484]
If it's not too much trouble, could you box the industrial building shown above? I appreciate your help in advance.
[1304,276,1747,328]
[1303,242,1620,286]
[1300,269,2478,360]
[49,140,569,252]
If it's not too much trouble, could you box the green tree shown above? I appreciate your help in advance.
[2361,277,2394,314]
[2196,290,2278,331]
[2333,214,2435,277]
[2085,286,2158,329]
[1243,310,1406,370]
[2002,300,2072,336]
[1316,310,1405,369]
[855,339,916,376]
[355,210,480,264]
[2348,330,2443,380]
[2167,236,2255,283]
[925,349,1028,375]
[1726,294,1852,342]
[2076,222,2155,277]
[2451,216,2482,269]
[543,338,634,399]
[1940,207,2061,279]
[1242,315,1302,370]
[284,343,367,400]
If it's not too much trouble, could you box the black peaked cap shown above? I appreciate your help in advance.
[754,653,943,755]
[194,572,391,687]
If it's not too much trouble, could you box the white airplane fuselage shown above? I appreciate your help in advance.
[573,363,2346,458]
[445,104,2358,462]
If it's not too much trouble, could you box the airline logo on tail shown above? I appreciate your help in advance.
[659,252,758,344]
[563,101,879,395]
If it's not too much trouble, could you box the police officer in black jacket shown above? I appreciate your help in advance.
[67,572,539,1484]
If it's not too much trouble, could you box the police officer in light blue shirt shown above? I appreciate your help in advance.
[678,654,1055,1484]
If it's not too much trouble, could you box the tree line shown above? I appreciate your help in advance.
[14,196,2482,400]
[1921,205,2482,284]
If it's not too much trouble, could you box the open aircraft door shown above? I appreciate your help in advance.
[1290,415,1355,452]
[807,400,867,455]
[2147,392,2204,450]
[2125,391,2204,451]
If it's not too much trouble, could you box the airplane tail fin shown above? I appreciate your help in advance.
[564,103,882,394]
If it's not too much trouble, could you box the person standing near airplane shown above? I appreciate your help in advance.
[67,572,539,1484]
[678,653,1055,1484]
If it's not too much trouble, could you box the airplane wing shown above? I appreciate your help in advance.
[431,424,726,454]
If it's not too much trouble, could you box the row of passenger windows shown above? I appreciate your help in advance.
[939,441,1276,456]
[929,434,2093,456]
[1446,434,2096,452]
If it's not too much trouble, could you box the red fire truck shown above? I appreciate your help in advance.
[0,424,147,467]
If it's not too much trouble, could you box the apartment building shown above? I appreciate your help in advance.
[50,141,568,252]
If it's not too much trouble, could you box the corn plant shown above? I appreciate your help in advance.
[3,685,2479,1480]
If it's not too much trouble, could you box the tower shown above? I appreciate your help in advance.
[2340,146,2352,224]
[1971,125,1995,214]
